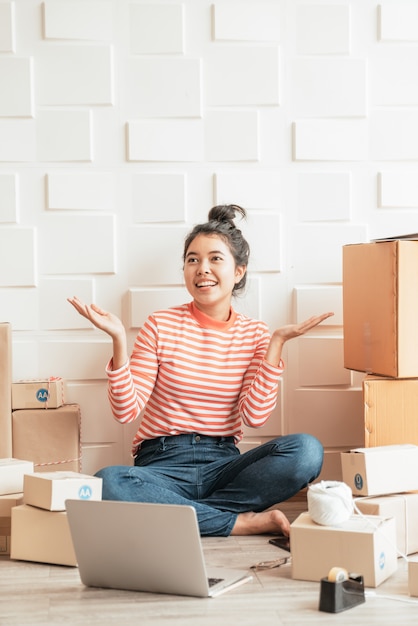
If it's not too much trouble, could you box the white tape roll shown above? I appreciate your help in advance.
[327,567,348,583]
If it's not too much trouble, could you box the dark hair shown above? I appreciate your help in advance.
[183,204,250,293]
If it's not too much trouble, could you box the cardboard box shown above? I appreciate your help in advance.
[341,444,418,496]
[290,511,397,587]
[23,471,102,511]
[409,558,418,596]
[363,375,418,447]
[343,239,418,378]
[10,504,77,566]
[12,378,65,410]
[12,404,81,472]
[0,323,12,457]
[0,493,24,555]
[0,458,34,495]
[355,493,418,556]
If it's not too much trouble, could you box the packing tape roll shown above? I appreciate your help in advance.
[327,567,348,583]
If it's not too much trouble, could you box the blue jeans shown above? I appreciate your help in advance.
[95,433,323,536]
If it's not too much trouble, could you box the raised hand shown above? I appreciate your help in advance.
[67,296,125,340]
[272,311,334,343]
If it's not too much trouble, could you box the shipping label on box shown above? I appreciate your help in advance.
[290,511,397,587]
[343,240,418,378]
[341,444,418,496]
[12,404,81,472]
[12,378,65,410]
[10,504,77,566]
[355,493,418,556]
[24,471,102,511]
[0,458,34,495]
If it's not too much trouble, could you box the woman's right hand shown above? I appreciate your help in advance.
[67,296,125,340]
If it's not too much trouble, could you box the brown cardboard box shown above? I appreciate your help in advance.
[343,240,418,377]
[10,504,77,566]
[341,444,418,496]
[12,404,81,473]
[0,458,34,495]
[0,493,23,555]
[0,323,12,457]
[409,558,418,596]
[23,471,102,511]
[12,378,65,410]
[290,511,397,587]
[363,375,418,447]
[355,493,418,556]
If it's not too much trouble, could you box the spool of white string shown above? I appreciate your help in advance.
[308,481,354,526]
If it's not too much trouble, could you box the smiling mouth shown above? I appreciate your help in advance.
[196,281,217,288]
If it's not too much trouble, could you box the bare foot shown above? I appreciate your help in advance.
[231,509,290,536]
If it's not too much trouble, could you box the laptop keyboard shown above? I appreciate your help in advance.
[208,577,224,587]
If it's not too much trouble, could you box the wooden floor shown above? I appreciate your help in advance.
[1,501,418,625]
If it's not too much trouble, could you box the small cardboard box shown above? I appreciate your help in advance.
[355,493,418,556]
[23,471,102,511]
[10,504,77,566]
[290,511,397,587]
[12,404,81,472]
[0,323,12,457]
[0,458,34,495]
[341,444,418,496]
[363,375,418,447]
[0,493,23,555]
[343,239,418,378]
[12,378,65,410]
[409,558,418,597]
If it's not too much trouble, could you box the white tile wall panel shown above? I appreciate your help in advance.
[128,120,204,162]
[0,120,36,162]
[132,173,186,223]
[43,0,113,41]
[213,2,281,41]
[127,226,188,286]
[241,213,281,272]
[291,224,367,284]
[295,4,350,54]
[81,444,126,475]
[232,277,262,321]
[379,2,418,42]
[379,171,418,208]
[370,110,418,161]
[298,337,350,386]
[129,287,190,328]
[0,173,18,223]
[289,389,363,448]
[0,1,14,52]
[39,339,113,379]
[293,119,368,161]
[0,289,38,330]
[126,58,201,118]
[0,227,36,286]
[38,215,116,274]
[205,46,279,106]
[47,172,115,211]
[0,57,33,117]
[65,382,119,441]
[215,171,280,210]
[12,340,38,380]
[372,47,418,106]
[291,58,366,117]
[297,172,351,221]
[36,45,113,106]
[39,278,94,330]
[129,3,184,54]
[205,111,259,162]
[294,286,343,326]
[36,110,93,162]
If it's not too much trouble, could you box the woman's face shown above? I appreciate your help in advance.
[183,234,246,318]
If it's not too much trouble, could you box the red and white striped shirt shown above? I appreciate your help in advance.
[106,301,284,456]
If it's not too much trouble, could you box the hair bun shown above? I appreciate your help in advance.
[208,204,246,226]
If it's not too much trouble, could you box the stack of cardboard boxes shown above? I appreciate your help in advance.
[290,238,418,594]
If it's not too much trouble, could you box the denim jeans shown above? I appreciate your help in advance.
[95,433,323,537]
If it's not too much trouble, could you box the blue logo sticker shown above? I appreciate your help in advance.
[379,551,385,570]
[36,388,49,403]
[354,473,363,490]
[78,485,93,500]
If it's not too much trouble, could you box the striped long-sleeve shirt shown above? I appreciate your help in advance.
[106,301,284,456]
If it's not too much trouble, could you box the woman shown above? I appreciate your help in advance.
[68,204,333,537]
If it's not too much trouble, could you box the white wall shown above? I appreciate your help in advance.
[1,0,418,475]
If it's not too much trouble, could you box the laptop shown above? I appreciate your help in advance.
[65,499,252,598]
